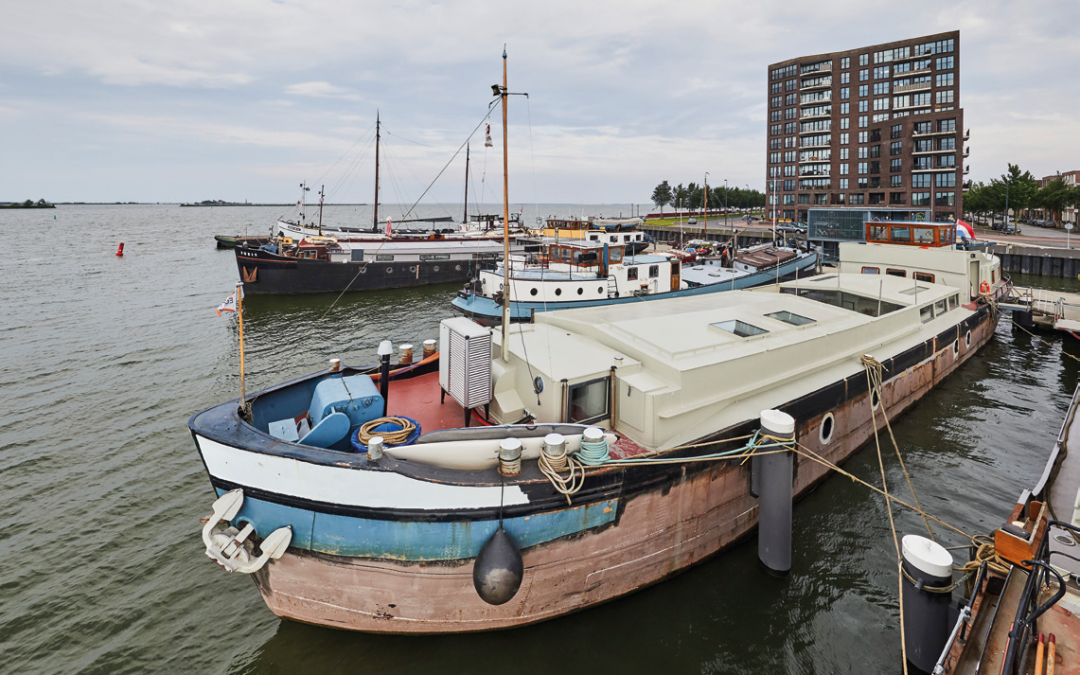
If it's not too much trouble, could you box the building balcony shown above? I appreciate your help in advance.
[800,111,831,120]
[893,82,931,94]
[801,64,832,75]
[963,129,970,141]
[963,147,970,157]
[907,66,932,76]
[912,148,957,155]
[800,79,832,91]
[799,169,831,177]
[798,127,831,135]
[799,97,832,107]
[799,142,830,149]
[798,156,832,164]
[893,102,932,112]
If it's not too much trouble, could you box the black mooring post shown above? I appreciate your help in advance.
[380,352,390,417]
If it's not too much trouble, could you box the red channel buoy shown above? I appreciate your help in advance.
[115,243,125,256]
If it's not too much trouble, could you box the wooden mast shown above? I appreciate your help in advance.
[373,111,381,232]
[500,48,510,361]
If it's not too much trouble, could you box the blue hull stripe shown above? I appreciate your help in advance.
[217,488,619,561]
[452,253,818,320]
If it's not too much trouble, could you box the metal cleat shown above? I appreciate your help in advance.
[201,488,293,574]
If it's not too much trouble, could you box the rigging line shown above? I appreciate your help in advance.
[401,107,496,221]
[381,126,436,148]
[327,131,378,204]
[314,120,379,198]
[525,96,540,229]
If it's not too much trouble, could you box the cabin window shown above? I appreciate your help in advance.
[949,294,959,310]
[711,320,769,338]
[890,227,911,243]
[914,272,935,283]
[862,266,880,274]
[610,236,619,243]
[920,305,933,323]
[795,288,904,316]
[567,378,610,425]
[869,225,888,241]
[609,248,624,264]
[649,265,659,278]
[589,235,599,241]
[992,270,997,283]
[376,255,395,261]
[900,286,930,295]
[913,228,935,244]
[934,299,946,315]
[765,310,815,326]
[886,268,907,277]
[420,253,451,261]
[819,413,835,444]
[627,267,639,281]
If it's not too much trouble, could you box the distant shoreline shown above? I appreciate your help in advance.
[0,204,56,209]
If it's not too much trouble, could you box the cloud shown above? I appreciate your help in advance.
[285,81,363,101]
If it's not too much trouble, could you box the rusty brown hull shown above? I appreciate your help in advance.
[249,310,998,633]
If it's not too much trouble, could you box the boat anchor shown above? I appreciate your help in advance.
[201,488,292,574]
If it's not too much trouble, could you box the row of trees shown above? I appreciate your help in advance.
[650,181,766,213]
[964,164,1079,223]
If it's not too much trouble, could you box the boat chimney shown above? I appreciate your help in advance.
[756,409,796,575]
[901,535,954,673]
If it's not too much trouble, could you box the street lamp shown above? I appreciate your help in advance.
[703,172,709,236]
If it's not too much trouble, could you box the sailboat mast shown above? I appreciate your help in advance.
[373,111,381,232]
[318,184,325,236]
[500,48,510,361]
[463,144,470,226]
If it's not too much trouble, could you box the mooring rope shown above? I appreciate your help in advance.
[356,416,416,445]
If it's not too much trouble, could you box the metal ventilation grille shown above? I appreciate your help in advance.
[439,317,493,409]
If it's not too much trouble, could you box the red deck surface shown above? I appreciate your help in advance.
[384,370,646,457]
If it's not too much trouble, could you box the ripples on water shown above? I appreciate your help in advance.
[0,205,1076,674]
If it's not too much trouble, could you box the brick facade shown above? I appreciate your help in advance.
[767,31,966,224]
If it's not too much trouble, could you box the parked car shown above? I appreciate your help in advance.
[776,224,807,235]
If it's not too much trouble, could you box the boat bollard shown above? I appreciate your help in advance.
[757,409,795,576]
[499,438,522,476]
[329,358,341,372]
[901,534,954,674]
[367,436,384,460]
[399,343,413,365]
[543,433,567,465]
[422,339,437,359]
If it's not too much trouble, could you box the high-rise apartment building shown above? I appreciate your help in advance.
[767,31,966,225]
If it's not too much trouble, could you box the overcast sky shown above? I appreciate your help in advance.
[2,0,1077,205]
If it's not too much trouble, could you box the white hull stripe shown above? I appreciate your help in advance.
[195,435,529,511]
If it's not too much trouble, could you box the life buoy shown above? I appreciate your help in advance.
[980,281,990,294]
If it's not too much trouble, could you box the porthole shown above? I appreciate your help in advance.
[530,288,538,296]
[870,389,880,410]
[360,267,367,274]
[819,413,835,445]
[433,266,439,272]
[597,286,604,294]
[410,266,417,273]
[965,330,971,347]
[577,287,584,295]
[455,265,462,271]
[555,288,562,296]
[952,339,960,357]
[386,267,393,274]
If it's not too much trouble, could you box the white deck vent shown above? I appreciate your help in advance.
[439,317,493,409]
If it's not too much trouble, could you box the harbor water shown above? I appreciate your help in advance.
[1,204,1077,674]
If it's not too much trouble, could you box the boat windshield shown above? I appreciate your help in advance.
[782,287,903,317]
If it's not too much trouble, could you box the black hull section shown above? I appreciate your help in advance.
[235,248,490,295]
